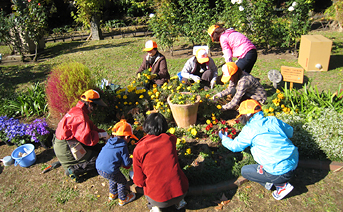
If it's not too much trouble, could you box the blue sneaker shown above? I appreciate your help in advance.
[272,183,294,200]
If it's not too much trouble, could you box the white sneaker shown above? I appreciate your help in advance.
[175,199,187,210]
[150,206,161,212]
[272,183,294,200]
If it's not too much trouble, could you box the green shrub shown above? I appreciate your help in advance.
[45,62,95,119]
[278,109,343,162]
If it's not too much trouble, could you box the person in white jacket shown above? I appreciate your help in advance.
[180,48,218,89]
[219,99,298,200]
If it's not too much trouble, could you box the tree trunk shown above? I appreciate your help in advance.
[90,15,103,40]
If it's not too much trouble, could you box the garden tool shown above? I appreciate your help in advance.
[41,161,61,174]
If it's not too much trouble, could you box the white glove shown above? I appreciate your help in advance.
[190,75,201,82]
[211,93,221,101]
[210,78,216,89]
[98,132,110,140]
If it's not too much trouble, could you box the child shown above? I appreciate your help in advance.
[96,119,138,206]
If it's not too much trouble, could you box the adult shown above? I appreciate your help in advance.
[180,48,218,89]
[212,62,267,111]
[137,40,170,87]
[208,25,257,74]
[133,113,188,211]
[53,89,110,182]
[219,99,298,200]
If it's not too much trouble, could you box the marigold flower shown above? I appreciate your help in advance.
[186,148,191,155]
[269,107,274,112]
[176,138,181,145]
[169,127,176,134]
[191,128,197,136]
[206,120,211,124]
[217,105,222,109]
[139,95,144,99]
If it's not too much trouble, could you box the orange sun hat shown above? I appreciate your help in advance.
[111,119,139,140]
[80,89,107,106]
[236,99,262,119]
[195,48,209,64]
[221,62,238,83]
[143,40,158,51]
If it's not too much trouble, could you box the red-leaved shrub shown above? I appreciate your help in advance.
[45,62,95,119]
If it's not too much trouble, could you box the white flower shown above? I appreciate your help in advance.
[149,13,155,18]
[239,6,244,11]
[288,6,294,11]
[231,0,237,4]
[292,2,297,7]
[237,0,243,4]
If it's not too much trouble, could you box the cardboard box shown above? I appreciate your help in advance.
[298,35,332,72]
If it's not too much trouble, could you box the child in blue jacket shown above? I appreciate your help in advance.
[219,99,298,200]
[96,119,138,206]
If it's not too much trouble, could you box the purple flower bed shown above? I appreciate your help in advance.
[0,116,51,146]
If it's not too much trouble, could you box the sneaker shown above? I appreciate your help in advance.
[175,199,187,210]
[150,206,162,212]
[118,192,136,206]
[272,183,294,200]
[108,193,118,200]
[65,167,79,182]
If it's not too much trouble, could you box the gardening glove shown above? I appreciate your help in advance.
[210,78,216,89]
[218,130,228,139]
[190,75,201,83]
[98,132,110,140]
[211,93,221,102]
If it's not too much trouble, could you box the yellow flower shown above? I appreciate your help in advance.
[136,102,139,105]
[182,138,186,143]
[217,105,222,109]
[206,94,211,98]
[176,138,181,145]
[186,148,191,155]
[153,84,157,88]
[206,120,211,124]
[115,106,118,109]
[213,120,217,125]
[153,88,158,93]
[268,107,274,112]
[277,93,284,100]
[268,113,275,116]
[169,127,176,134]
[124,102,128,105]
[146,111,151,115]
[191,128,197,136]
[281,104,285,108]
[264,108,269,113]
[276,89,281,93]
[139,95,144,99]
[123,95,127,99]
[116,95,121,99]
[212,116,216,121]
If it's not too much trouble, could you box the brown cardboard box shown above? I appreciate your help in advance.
[298,35,332,72]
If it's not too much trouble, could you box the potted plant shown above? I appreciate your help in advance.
[167,92,201,128]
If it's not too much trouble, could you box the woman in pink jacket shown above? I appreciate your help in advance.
[208,25,257,74]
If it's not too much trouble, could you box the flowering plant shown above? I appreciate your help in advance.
[204,119,239,142]
[168,92,199,105]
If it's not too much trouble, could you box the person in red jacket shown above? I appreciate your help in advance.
[133,113,189,211]
[53,89,110,182]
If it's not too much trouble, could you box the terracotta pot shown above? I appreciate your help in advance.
[167,92,201,128]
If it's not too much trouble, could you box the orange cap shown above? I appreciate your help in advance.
[221,62,238,83]
[111,119,139,140]
[207,25,219,37]
[80,89,107,106]
[143,40,158,51]
[195,48,209,64]
[236,99,262,119]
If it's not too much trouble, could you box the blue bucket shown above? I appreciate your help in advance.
[11,143,36,167]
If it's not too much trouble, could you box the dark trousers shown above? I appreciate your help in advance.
[236,49,257,74]
[145,192,187,209]
[181,69,213,87]
[241,164,295,190]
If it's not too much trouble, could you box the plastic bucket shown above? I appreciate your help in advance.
[11,143,36,167]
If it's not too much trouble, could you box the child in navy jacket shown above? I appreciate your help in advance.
[96,119,138,206]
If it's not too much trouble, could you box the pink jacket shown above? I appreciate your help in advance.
[220,29,256,62]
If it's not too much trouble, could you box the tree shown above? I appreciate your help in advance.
[71,0,106,40]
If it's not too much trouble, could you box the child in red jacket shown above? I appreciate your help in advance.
[133,113,189,211]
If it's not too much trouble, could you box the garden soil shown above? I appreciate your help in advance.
[1,142,343,211]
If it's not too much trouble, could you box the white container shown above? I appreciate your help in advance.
[1,156,14,166]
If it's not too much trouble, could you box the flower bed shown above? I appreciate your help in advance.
[0,116,52,148]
